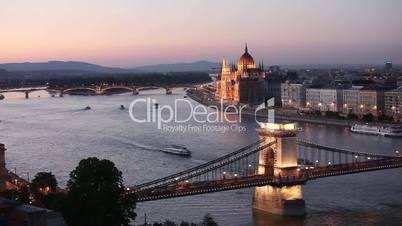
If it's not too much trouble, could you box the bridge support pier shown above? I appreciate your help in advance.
[25,91,29,99]
[253,185,305,216]
[253,122,306,216]
[132,88,139,95]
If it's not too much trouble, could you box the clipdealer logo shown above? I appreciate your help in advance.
[128,97,275,133]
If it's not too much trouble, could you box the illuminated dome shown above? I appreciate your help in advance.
[238,43,256,70]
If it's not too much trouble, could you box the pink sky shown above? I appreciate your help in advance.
[1,0,402,67]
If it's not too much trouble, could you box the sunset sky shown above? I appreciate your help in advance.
[1,0,402,67]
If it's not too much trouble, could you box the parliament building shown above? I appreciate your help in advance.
[215,44,266,105]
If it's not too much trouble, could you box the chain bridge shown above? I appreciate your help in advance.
[129,122,402,216]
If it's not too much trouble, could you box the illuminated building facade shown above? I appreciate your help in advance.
[215,44,266,105]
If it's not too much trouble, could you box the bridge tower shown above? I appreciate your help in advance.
[253,122,306,216]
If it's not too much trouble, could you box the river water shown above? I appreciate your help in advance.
[0,89,401,226]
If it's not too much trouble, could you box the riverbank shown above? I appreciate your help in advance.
[187,88,359,127]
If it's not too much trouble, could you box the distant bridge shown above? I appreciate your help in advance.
[0,84,195,99]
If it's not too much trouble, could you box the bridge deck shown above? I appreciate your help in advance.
[134,175,307,202]
[134,157,402,202]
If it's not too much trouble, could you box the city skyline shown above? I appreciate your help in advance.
[1,0,402,67]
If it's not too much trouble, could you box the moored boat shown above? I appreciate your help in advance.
[350,123,402,137]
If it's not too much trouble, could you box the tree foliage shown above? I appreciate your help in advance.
[201,214,218,226]
[48,72,212,88]
[61,157,136,226]
[31,172,58,192]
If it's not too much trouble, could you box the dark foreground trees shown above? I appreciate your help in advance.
[61,157,136,226]
[31,172,58,193]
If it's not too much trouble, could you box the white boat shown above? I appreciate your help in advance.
[350,123,402,137]
[162,145,192,156]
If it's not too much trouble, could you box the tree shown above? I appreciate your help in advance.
[201,214,218,226]
[347,113,358,119]
[16,185,31,204]
[378,114,393,121]
[31,172,58,193]
[362,113,374,122]
[61,157,136,226]
[0,189,16,200]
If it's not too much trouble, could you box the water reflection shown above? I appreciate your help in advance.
[253,210,305,226]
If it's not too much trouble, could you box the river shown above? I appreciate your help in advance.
[0,89,401,226]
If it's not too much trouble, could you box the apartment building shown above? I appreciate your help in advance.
[281,81,306,109]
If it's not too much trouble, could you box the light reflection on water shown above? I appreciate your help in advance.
[0,89,401,226]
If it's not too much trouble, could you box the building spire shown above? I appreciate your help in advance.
[245,43,248,53]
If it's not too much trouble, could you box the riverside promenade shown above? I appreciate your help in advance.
[187,88,358,127]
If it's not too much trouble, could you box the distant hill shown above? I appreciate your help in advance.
[0,61,142,74]
[0,68,17,77]
[133,60,220,72]
[0,60,220,74]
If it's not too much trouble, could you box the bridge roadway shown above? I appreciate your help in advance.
[307,157,402,179]
[297,139,397,159]
[132,138,402,202]
[134,174,307,202]
[131,139,271,191]
[0,87,47,93]
[134,157,402,202]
